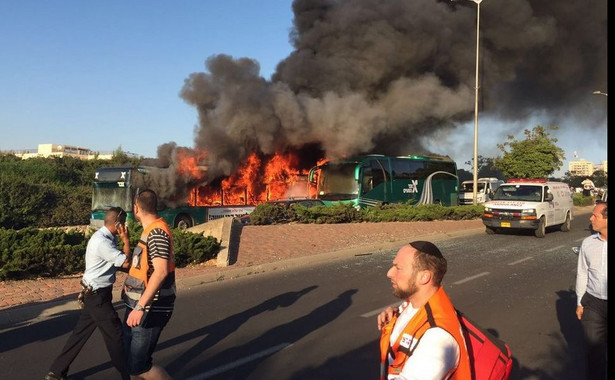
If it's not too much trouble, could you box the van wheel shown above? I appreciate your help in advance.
[560,212,571,232]
[485,226,496,235]
[175,215,193,230]
[534,217,546,238]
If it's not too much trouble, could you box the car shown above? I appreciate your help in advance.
[238,198,326,224]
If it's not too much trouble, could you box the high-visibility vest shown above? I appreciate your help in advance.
[123,218,175,309]
[379,287,471,380]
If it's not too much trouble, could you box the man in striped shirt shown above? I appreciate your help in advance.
[576,200,607,380]
[122,189,176,380]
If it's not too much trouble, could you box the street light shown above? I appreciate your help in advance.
[454,0,484,205]
[592,90,608,174]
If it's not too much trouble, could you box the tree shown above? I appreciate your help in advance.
[494,125,565,178]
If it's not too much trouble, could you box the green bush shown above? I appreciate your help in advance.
[0,224,220,281]
[249,203,293,225]
[250,202,484,225]
[0,154,142,229]
[572,193,596,207]
[0,227,87,280]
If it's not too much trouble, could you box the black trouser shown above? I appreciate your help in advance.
[49,286,129,380]
[581,292,608,380]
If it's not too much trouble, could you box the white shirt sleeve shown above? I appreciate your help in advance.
[390,327,460,380]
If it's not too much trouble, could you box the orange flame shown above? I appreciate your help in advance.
[187,151,322,206]
[176,149,208,180]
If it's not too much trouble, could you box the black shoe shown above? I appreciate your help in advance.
[44,372,67,380]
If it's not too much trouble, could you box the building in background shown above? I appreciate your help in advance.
[7,143,114,160]
[568,158,608,176]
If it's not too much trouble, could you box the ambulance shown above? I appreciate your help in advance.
[482,179,574,238]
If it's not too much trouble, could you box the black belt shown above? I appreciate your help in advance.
[86,285,113,295]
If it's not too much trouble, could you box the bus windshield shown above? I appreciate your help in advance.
[317,163,359,200]
[92,182,133,211]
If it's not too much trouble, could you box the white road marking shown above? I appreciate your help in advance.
[361,302,401,318]
[508,257,534,265]
[453,272,490,285]
[185,343,292,380]
[545,245,565,252]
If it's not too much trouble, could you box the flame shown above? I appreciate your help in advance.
[187,151,322,206]
[176,149,207,180]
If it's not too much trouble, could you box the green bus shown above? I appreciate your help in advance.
[90,166,254,230]
[308,154,459,208]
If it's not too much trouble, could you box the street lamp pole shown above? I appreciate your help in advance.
[453,0,485,204]
[592,90,608,174]
[471,0,483,206]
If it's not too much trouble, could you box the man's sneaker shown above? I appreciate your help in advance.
[44,372,67,380]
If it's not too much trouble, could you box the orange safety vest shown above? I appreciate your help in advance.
[122,218,175,309]
[379,287,471,380]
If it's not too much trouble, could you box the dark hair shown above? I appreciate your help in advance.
[595,201,608,219]
[135,188,158,214]
[410,240,447,285]
[105,207,126,227]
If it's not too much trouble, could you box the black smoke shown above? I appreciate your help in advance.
[162,0,607,197]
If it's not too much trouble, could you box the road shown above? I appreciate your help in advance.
[1,216,590,379]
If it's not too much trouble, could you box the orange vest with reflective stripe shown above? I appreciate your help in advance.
[128,218,175,286]
[379,287,471,380]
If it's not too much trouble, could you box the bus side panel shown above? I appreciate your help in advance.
[430,175,459,206]
[388,179,416,204]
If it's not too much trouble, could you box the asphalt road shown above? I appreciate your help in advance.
[0,215,591,379]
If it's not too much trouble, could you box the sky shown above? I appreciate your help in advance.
[0,0,608,179]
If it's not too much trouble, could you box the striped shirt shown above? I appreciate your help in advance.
[146,227,176,311]
[576,233,608,305]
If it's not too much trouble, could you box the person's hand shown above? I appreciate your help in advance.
[126,308,145,327]
[377,306,398,331]
[117,224,129,241]
[576,305,584,321]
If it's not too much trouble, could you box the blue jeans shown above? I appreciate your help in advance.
[122,308,173,376]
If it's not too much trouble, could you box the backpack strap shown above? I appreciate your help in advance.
[405,302,437,357]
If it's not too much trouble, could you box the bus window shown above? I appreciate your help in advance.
[370,159,389,188]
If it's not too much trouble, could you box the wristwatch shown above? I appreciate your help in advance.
[134,304,145,312]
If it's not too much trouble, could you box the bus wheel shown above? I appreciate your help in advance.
[534,217,546,238]
[485,226,496,235]
[175,215,193,230]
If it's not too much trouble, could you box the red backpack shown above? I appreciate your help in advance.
[456,309,513,380]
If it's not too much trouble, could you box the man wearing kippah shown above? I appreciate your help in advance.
[377,241,471,380]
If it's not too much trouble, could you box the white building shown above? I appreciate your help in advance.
[9,144,114,160]
[568,158,608,176]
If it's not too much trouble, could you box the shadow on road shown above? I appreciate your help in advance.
[510,289,586,380]
[173,288,357,379]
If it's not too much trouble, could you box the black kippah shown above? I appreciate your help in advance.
[409,241,443,258]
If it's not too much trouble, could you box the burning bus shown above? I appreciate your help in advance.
[89,151,316,230]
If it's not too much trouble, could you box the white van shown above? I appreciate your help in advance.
[459,177,504,205]
[482,179,574,238]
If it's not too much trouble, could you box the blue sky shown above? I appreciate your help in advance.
[0,1,294,156]
[0,1,607,176]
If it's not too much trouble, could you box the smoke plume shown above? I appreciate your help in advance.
[159,0,607,201]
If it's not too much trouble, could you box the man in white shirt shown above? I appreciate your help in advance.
[576,201,607,380]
